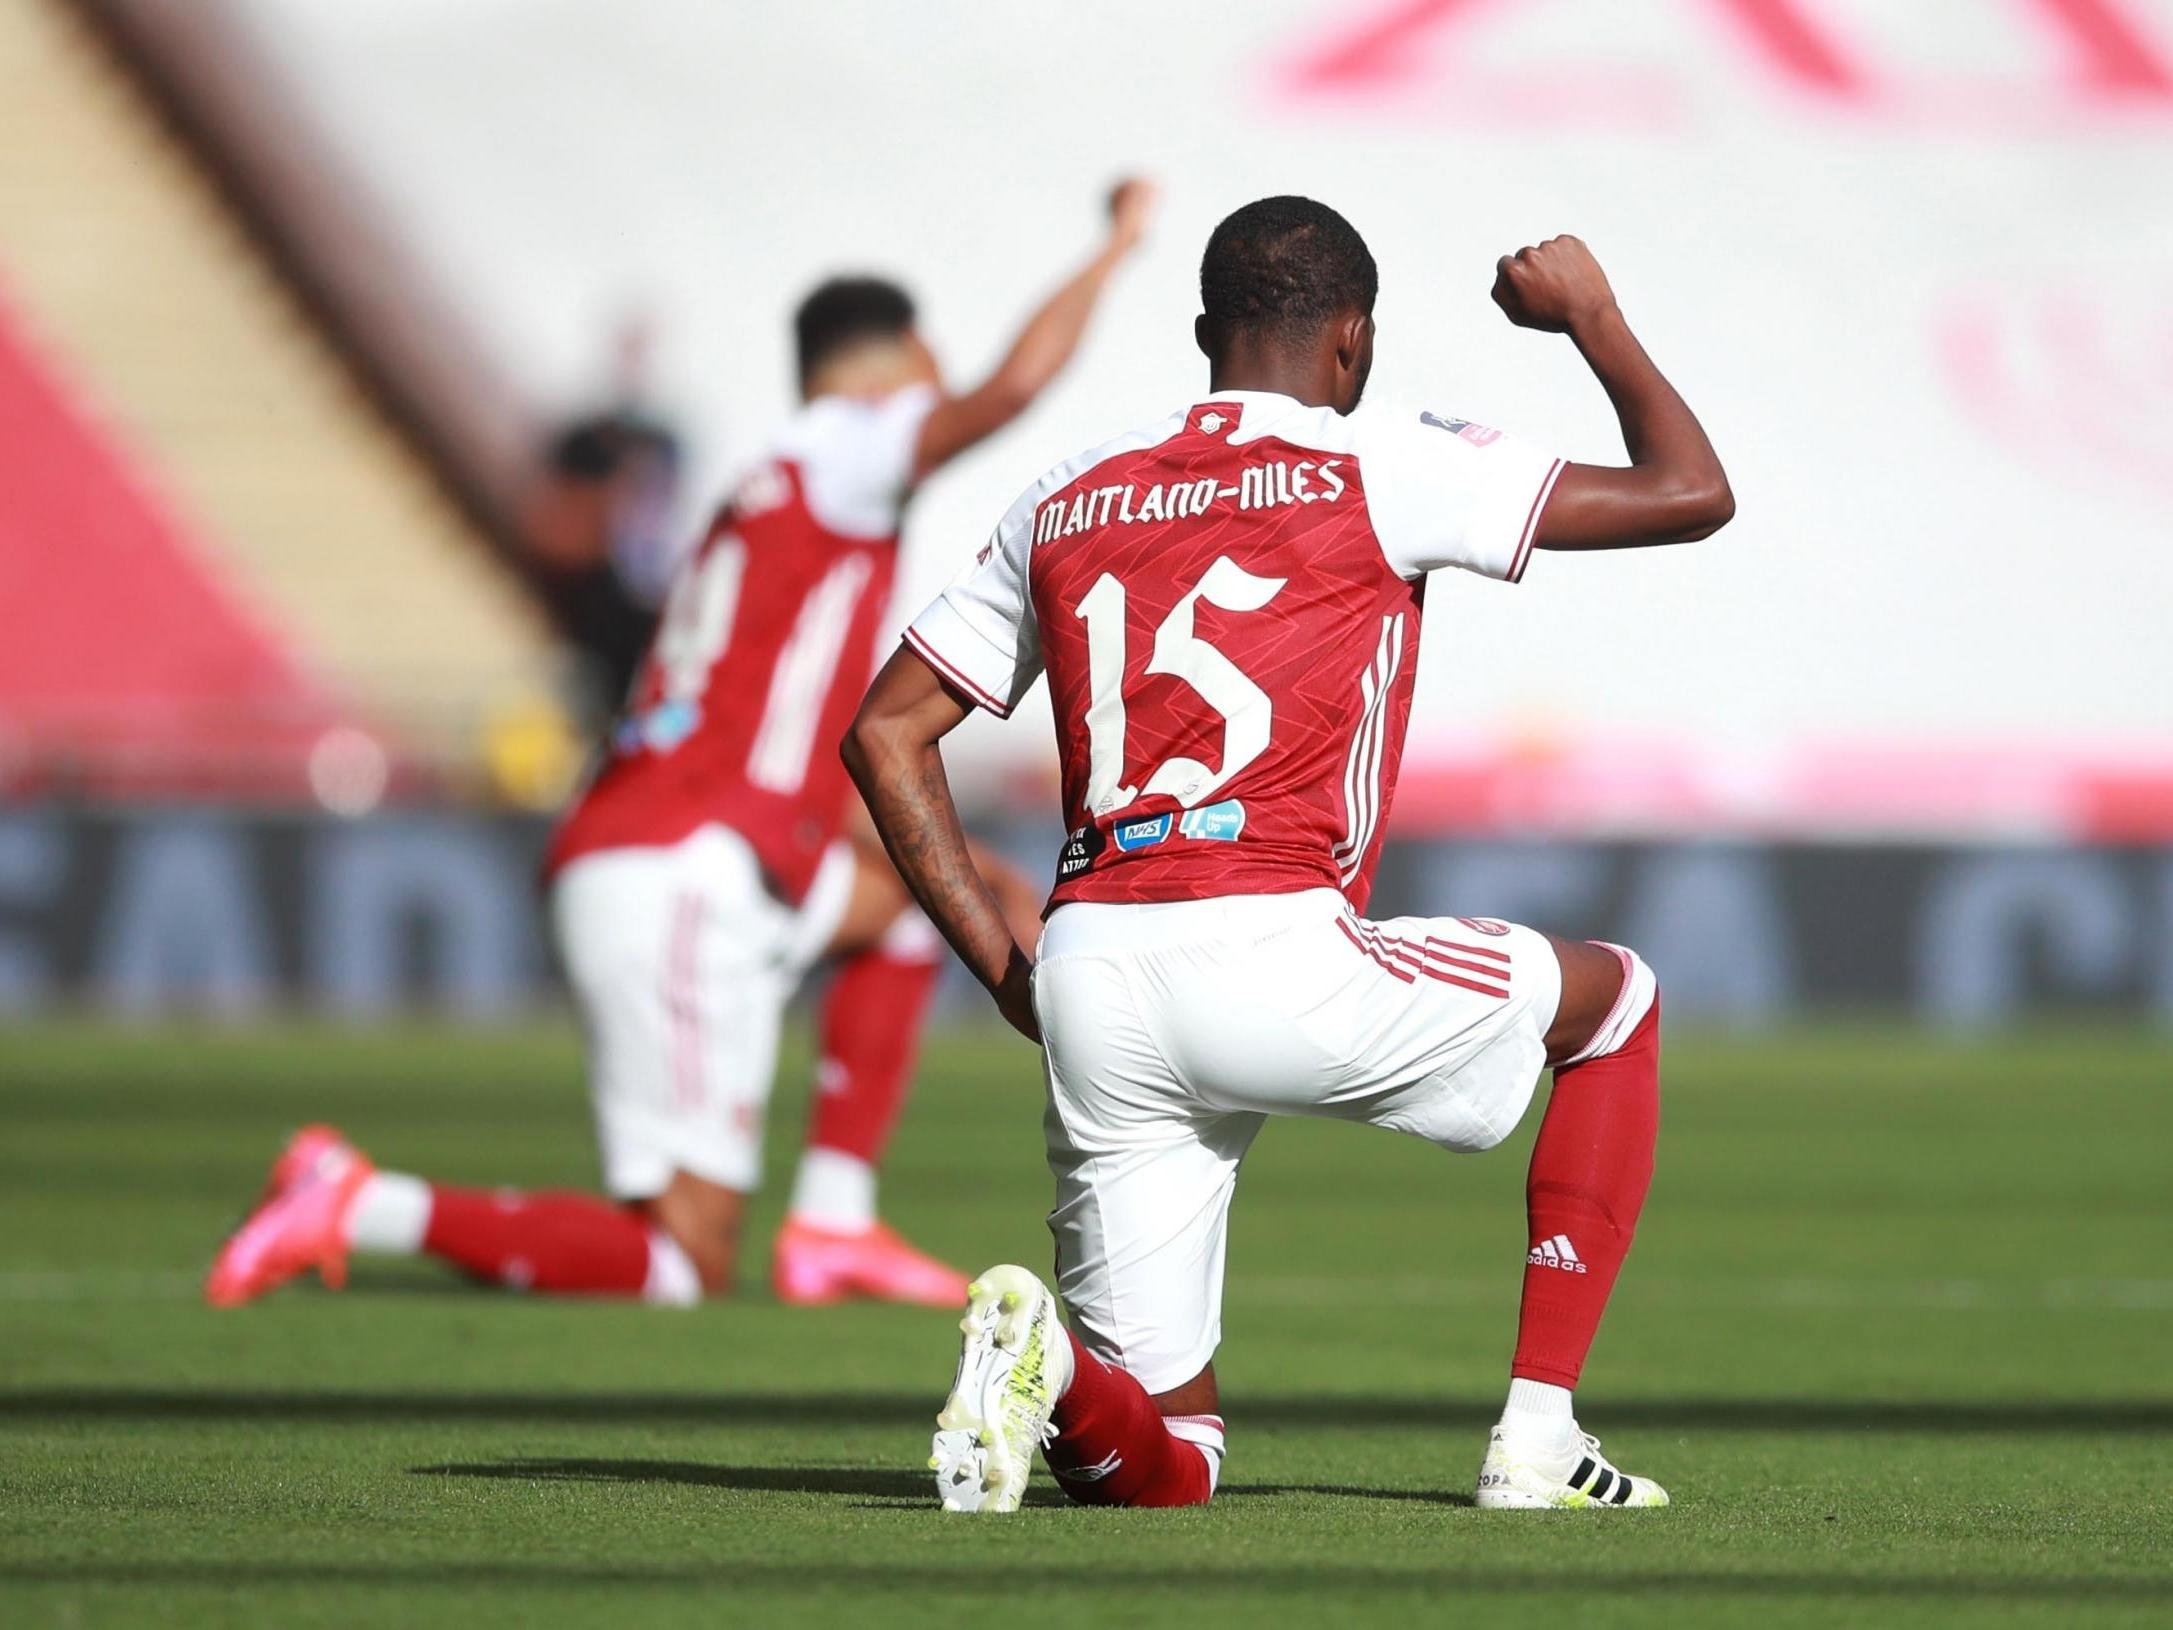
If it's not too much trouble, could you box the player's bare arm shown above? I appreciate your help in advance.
[840,800,1044,956]
[843,647,1040,1041]
[911,178,1158,480]
[1492,235,1735,550]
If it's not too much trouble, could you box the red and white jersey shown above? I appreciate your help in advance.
[547,385,937,901]
[905,390,1562,913]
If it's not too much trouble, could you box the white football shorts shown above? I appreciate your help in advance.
[549,823,854,1198]
[1032,886,1562,1394]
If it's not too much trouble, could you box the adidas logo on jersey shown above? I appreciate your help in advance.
[1527,1234,1587,1274]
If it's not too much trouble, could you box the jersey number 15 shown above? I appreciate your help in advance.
[1075,556,1285,820]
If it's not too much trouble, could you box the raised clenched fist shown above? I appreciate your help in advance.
[1107,177,1159,254]
[1491,235,1617,334]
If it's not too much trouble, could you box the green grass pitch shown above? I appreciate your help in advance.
[3,1019,2170,1627]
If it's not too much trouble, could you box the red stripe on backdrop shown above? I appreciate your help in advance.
[1284,0,1490,89]
[1721,0,1869,95]
[2080,768,2173,842]
[2028,0,2173,96]
[0,278,346,757]
[1387,747,2173,843]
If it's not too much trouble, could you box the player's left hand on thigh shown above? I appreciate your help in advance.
[994,956,1042,1045]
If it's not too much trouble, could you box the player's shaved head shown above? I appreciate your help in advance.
[1197,197,1377,412]
[795,276,917,393]
[1199,196,1377,351]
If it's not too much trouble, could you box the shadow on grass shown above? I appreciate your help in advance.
[1,1557,2168,1603]
[7,1389,2173,1435]
[413,1458,931,1502]
[409,1457,1468,1509]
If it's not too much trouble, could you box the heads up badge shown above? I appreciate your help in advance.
[1178,799,1246,841]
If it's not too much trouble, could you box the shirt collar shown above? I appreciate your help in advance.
[1195,388,1306,413]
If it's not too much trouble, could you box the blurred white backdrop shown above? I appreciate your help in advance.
[225,0,2173,788]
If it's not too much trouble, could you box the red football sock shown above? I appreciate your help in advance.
[1045,1330,1219,1507]
[805,937,941,1165]
[422,1187,652,1296]
[1511,997,1661,1389]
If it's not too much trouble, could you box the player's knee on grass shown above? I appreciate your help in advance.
[1043,1354,1223,1508]
[1050,1425,1222,1509]
[639,1173,746,1295]
[1545,939,1657,1067]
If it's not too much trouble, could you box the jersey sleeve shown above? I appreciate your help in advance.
[1357,407,1566,584]
[798,383,940,539]
[903,487,1042,717]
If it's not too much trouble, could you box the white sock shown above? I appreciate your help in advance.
[880,908,944,958]
[641,1230,702,1307]
[342,1171,431,1254]
[787,1147,876,1233]
[1164,1414,1227,1493]
[1500,1378,1577,1450]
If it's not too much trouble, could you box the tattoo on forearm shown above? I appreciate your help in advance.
[866,749,1018,992]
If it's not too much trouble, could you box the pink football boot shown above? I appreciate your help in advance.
[204,1126,375,1307]
[772,1219,971,1308]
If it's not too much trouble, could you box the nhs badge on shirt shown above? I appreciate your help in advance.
[1113,812,1175,852]
[1178,800,1246,842]
[614,698,701,755]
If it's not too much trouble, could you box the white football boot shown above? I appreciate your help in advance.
[1475,1424,1670,1509]
[928,1264,1071,1513]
